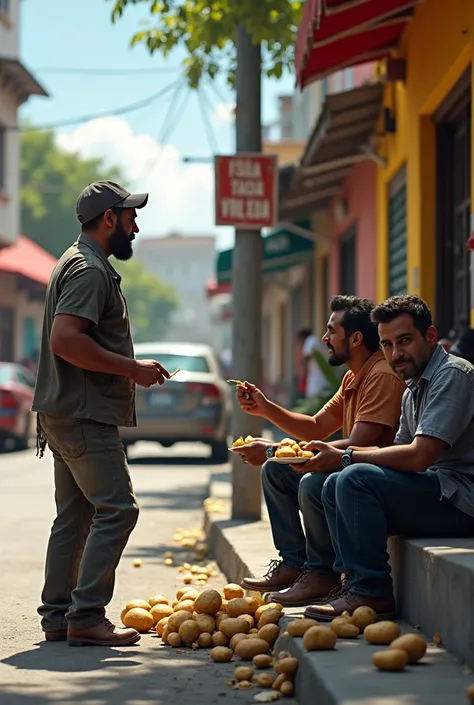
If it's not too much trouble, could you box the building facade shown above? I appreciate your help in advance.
[0,0,46,248]
[135,233,217,346]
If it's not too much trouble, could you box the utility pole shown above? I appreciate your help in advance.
[231,24,263,520]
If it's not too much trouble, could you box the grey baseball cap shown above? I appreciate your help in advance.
[76,180,148,224]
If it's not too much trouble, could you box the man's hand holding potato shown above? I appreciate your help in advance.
[236,382,270,416]
[234,440,274,467]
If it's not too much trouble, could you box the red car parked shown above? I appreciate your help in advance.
[0,362,35,450]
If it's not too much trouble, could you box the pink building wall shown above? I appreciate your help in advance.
[328,159,378,302]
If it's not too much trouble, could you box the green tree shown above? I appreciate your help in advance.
[20,128,124,259]
[113,258,179,343]
[108,0,302,87]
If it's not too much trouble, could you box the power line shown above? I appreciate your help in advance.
[197,86,219,155]
[8,79,182,132]
[36,66,180,76]
[137,81,191,181]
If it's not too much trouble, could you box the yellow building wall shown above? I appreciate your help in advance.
[376,0,474,319]
[262,140,305,166]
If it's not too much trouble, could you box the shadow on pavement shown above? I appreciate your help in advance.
[136,484,209,512]
[0,639,256,705]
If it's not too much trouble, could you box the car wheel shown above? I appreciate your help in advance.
[211,441,229,464]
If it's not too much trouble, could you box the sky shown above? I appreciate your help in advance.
[19,0,296,252]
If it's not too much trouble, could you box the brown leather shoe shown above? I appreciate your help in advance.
[68,618,141,647]
[241,560,302,593]
[45,630,68,642]
[304,585,396,622]
[268,571,341,607]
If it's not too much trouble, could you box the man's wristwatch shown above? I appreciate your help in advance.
[341,449,354,468]
[265,446,276,460]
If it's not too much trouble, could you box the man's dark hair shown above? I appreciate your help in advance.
[371,295,433,335]
[81,205,121,232]
[329,295,379,353]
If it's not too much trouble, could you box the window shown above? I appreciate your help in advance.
[334,72,343,93]
[340,226,357,295]
[0,0,9,16]
[0,127,5,191]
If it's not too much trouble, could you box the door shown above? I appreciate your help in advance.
[388,166,407,295]
[0,307,14,361]
[435,70,471,337]
[340,225,357,295]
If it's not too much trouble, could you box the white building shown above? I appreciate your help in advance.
[0,0,47,248]
[135,233,217,347]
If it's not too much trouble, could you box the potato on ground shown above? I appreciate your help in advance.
[168,609,193,634]
[227,598,253,618]
[198,632,213,648]
[194,589,222,615]
[257,608,282,628]
[234,666,254,682]
[123,607,154,633]
[372,649,408,671]
[253,654,272,669]
[389,634,427,663]
[150,603,173,624]
[155,617,169,637]
[330,617,360,638]
[148,595,169,607]
[178,619,200,645]
[255,603,283,621]
[280,680,294,697]
[351,606,377,630]
[258,623,280,646]
[230,633,250,650]
[125,599,151,612]
[223,583,245,600]
[285,618,317,638]
[256,672,275,688]
[220,617,251,638]
[235,637,270,660]
[173,599,194,614]
[303,626,337,651]
[194,613,216,634]
[273,673,290,691]
[168,632,182,647]
[364,621,400,645]
[210,646,233,662]
[274,657,298,675]
[212,631,229,647]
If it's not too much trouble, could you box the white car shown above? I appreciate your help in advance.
[120,342,231,462]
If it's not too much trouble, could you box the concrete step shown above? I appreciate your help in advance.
[204,472,474,701]
[274,617,474,705]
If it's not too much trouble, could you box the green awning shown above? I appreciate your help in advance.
[217,225,314,285]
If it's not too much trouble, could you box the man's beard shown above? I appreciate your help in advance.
[327,341,350,367]
[109,220,134,261]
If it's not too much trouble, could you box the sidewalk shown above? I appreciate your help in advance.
[204,469,474,705]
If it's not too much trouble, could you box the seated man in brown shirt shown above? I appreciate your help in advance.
[233,295,406,606]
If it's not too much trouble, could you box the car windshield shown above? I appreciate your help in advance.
[135,353,210,374]
[0,365,13,384]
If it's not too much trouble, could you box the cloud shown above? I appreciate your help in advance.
[212,102,236,125]
[55,116,234,250]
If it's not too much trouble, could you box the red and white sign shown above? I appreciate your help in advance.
[214,153,278,230]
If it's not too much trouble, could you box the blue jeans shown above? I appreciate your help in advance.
[322,463,474,596]
[262,461,474,596]
[261,461,341,578]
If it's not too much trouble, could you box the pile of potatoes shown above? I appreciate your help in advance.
[120,584,285,655]
[282,607,427,673]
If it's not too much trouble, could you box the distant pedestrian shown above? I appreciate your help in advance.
[32,181,170,646]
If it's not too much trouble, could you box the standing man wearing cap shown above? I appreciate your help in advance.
[32,181,170,647]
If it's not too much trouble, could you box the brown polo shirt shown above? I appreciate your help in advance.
[32,234,136,427]
[322,351,406,445]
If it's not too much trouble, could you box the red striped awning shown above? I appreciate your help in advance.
[296,0,420,88]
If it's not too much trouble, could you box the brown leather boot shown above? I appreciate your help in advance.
[304,585,396,622]
[268,571,341,607]
[68,618,141,646]
[44,630,68,642]
[241,560,302,593]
